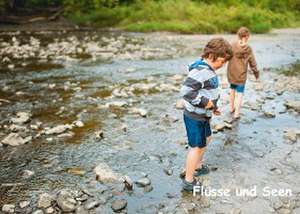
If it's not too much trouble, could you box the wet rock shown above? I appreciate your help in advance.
[46,137,54,142]
[1,133,31,146]
[255,82,264,91]
[285,101,300,113]
[163,168,173,176]
[45,207,55,214]
[67,167,86,176]
[270,167,282,175]
[131,107,148,117]
[213,122,232,132]
[22,169,35,179]
[45,124,72,135]
[2,204,15,213]
[84,200,101,210]
[263,111,276,118]
[119,123,127,132]
[56,189,77,212]
[32,210,44,214]
[272,198,284,210]
[181,203,196,212]
[95,130,104,140]
[75,206,89,214]
[8,64,15,69]
[19,201,30,209]
[76,194,89,202]
[111,199,127,212]
[175,99,185,110]
[57,131,75,138]
[11,112,30,124]
[30,124,40,130]
[143,185,153,193]
[135,177,151,187]
[37,193,54,209]
[112,182,126,193]
[120,175,133,190]
[73,121,84,128]
[200,197,210,208]
[230,208,242,214]
[16,91,25,96]
[106,101,128,108]
[48,83,56,89]
[277,208,291,214]
[9,124,27,132]
[283,129,300,144]
[94,163,119,183]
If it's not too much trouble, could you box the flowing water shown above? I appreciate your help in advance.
[0,29,300,213]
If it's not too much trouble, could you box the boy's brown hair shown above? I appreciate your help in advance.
[201,38,233,62]
[237,27,250,39]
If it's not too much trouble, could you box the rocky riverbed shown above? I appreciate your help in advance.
[0,28,300,214]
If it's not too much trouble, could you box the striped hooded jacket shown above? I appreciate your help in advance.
[180,58,220,121]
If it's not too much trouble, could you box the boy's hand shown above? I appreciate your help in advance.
[213,109,221,116]
[254,72,259,80]
[205,100,214,109]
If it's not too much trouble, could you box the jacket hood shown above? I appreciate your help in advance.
[234,41,251,59]
[188,58,213,71]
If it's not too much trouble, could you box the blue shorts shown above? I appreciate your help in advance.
[183,114,211,148]
[230,83,245,93]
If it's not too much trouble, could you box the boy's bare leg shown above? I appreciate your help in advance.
[185,147,205,182]
[229,89,236,113]
[234,93,243,118]
[196,136,212,169]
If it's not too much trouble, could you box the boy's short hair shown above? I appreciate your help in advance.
[237,27,250,39]
[201,38,233,61]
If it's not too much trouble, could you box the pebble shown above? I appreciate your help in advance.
[84,200,101,210]
[2,204,15,213]
[32,210,44,214]
[19,201,30,209]
[22,170,35,179]
[144,185,153,193]
[94,163,119,183]
[121,175,133,190]
[37,193,54,209]
[1,133,31,146]
[11,112,30,124]
[135,177,151,187]
[73,121,84,128]
[75,206,89,214]
[56,189,77,212]
[264,111,276,118]
[163,168,173,176]
[45,207,55,214]
[111,199,127,212]
[131,107,148,117]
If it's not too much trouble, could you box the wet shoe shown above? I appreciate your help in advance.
[194,164,210,176]
[179,165,210,179]
[232,116,240,122]
[182,178,199,192]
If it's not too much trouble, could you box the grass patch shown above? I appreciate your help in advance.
[66,0,300,33]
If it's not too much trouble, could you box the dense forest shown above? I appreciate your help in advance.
[1,0,300,33]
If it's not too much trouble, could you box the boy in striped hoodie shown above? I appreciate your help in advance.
[180,38,233,192]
